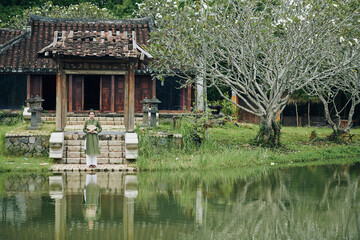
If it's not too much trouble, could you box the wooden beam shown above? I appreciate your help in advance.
[111,75,115,113]
[68,75,73,113]
[64,70,127,75]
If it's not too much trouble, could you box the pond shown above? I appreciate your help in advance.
[0,164,360,239]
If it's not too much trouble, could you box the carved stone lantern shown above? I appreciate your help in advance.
[141,97,150,127]
[25,95,44,130]
[149,97,161,127]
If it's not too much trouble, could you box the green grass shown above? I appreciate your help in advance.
[136,123,360,171]
[0,123,53,172]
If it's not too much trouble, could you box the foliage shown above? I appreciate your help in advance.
[1,1,116,29]
[0,0,143,27]
[209,93,236,117]
[138,0,360,147]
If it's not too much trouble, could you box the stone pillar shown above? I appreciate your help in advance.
[150,97,161,127]
[141,97,150,127]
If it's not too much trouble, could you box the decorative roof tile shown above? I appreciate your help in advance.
[0,15,153,73]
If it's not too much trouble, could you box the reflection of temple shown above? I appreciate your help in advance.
[49,172,139,239]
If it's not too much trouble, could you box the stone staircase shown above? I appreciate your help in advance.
[62,131,125,164]
[43,114,143,164]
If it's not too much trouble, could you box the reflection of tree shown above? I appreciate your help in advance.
[137,165,360,239]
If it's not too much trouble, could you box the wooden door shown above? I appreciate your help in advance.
[73,75,83,112]
[115,75,124,112]
[30,75,42,97]
[135,76,151,112]
[101,76,111,112]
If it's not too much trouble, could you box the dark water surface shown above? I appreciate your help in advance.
[1,164,360,239]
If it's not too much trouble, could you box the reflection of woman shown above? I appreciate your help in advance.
[83,173,101,229]
[83,110,102,168]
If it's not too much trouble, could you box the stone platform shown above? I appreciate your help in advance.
[50,164,138,172]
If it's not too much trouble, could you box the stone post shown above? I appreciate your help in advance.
[149,97,161,127]
[141,97,150,127]
[25,95,44,130]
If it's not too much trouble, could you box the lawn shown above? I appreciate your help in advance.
[136,122,360,171]
[0,123,54,172]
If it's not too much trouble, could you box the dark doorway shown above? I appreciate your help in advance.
[0,74,27,109]
[84,75,100,110]
[42,75,56,110]
[157,77,181,110]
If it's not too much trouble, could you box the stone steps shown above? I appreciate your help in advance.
[61,132,126,164]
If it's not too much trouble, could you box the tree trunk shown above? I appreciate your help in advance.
[318,94,338,133]
[272,118,281,145]
[257,114,280,146]
[345,98,356,132]
[308,101,311,127]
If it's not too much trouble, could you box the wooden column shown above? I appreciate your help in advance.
[124,63,135,132]
[39,76,43,98]
[124,70,129,130]
[111,75,115,112]
[152,77,156,98]
[55,70,62,131]
[100,76,103,112]
[61,73,67,130]
[180,87,186,110]
[187,83,192,112]
[26,75,31,107]
[68,75,73,113]
[129,63,135,131]
[55,58,67,131]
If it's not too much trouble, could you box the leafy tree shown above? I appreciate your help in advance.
[305,0,360,138]
[1,1,116,29]
[0,0,143,28]
[138,0,360,146]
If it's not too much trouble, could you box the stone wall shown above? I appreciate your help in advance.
[5,133,50,157]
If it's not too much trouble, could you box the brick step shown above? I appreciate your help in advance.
[64,157,124,164]
[66,146,124,152]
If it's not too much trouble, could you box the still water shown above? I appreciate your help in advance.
[0,164,360,239]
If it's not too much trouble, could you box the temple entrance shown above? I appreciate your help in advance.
[42,75,56,110]
[84,75,100,110]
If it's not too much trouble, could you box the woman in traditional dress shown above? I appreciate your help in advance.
[83,109,102,168]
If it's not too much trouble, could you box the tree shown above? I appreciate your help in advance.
[138,0,360,146]
[305,0,360,139]
[1,1,116,29]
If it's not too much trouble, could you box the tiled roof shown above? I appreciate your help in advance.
[0,29,26,45]
[39,30,150,59]
[0,15,153,73]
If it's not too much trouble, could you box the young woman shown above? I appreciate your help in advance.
[83,110,102,168]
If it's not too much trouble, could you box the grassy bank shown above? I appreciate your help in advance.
[136,123,360,171]
[0,123,53,172]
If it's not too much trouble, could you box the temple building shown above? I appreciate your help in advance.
[0,15,193,125]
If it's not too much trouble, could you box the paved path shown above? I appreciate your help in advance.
[50,164,138,172]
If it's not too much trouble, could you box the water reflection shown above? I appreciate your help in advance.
[0,164,360,239]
